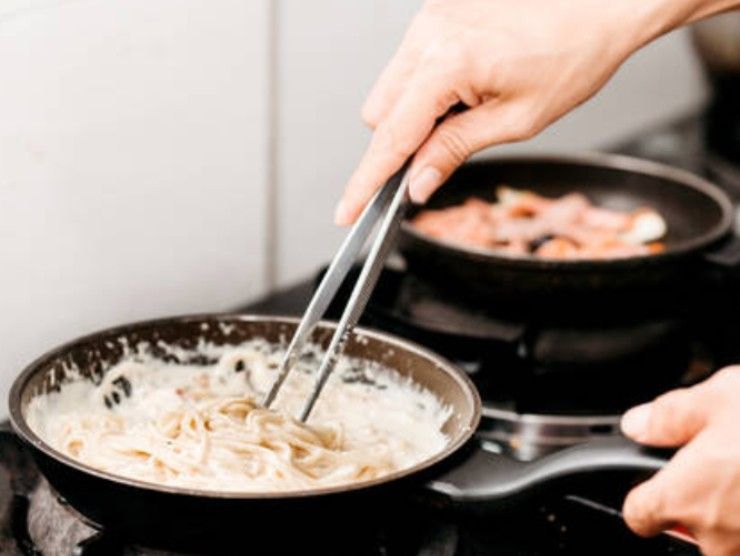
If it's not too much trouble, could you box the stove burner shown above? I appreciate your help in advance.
[24,477,464,556]
[28,482,96,555]
[318,264,709,414]
[478,407,620,461]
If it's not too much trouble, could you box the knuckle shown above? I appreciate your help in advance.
[506,113,539,141]
[442,40,469,68]
[709,365,740,388]
[515,117,541,141]
[436,126,471,165]
[686,366,740,411]
[703,505,724,534]
[419,37,469,75]
[624,482,671,536]
[653,482,681,518]
[419,38,444,65]
[648,390,688,436]
[434,89,460,116]
[361,103,379,129]
[373,123,413,161]
[651,390,685,416]
[503,103,548,142]
[623,491,651,534]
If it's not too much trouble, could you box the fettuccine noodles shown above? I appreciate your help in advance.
[26,340,451,492]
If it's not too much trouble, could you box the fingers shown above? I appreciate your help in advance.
[623,469,680,537]
[623,433,720,539]
[335,72,459,225]
[407,100,535,203]
[622,367,740,547]
[623,436,703,537]
[621,386,710,447]
[338,95,541,223]
[362,39,421,128]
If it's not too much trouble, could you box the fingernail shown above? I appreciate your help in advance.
[409,166,442,204]
[334,199,351,226]
[621,403,652,440]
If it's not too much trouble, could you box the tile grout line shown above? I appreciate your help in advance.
[263,0,280,292]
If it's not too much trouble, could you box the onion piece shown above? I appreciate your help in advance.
[620,210,667,245]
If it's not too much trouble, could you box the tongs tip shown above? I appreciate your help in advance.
[263,162,412,422]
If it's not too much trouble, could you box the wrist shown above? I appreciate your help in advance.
[604,0,738,59]
[629,0,740,45]
[682,0,740,22]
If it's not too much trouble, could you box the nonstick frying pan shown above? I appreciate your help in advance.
[9,315,669,550]
[399,153,738,306]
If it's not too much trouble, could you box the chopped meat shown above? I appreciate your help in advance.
[412,198,495,248]
[535,237,580,258]
[411,186,667,260]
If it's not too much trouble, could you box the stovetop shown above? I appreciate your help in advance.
[310,259,736,415]
[3,113,731,555]
[0,420,698,556]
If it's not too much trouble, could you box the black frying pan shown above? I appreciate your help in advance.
[399,153,738,307]
[9,315,668,551]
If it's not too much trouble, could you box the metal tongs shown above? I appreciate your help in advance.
[263,160,412,421]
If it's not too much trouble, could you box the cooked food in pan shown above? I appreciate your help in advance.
[26,339,450,492]
[411,187,667,259]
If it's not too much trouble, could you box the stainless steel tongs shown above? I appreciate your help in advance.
[263,160,412,421]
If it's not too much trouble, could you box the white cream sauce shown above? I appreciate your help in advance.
[26,339,451,493]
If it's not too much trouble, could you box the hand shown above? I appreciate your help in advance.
[335,0,734,225]
[621,366,740,556]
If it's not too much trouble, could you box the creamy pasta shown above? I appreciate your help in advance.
[26,340,451,493]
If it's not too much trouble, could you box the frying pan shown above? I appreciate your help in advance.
[9,315,668,551]
[398,153,738,307]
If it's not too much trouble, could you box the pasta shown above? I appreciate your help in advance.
[26,340,451,493]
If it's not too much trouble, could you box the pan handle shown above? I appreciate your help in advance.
[425,436,671,511]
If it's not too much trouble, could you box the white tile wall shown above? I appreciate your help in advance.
[0,0,270,415]
[274,0,423,287]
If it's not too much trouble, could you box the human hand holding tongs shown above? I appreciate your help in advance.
[263,160,412,421]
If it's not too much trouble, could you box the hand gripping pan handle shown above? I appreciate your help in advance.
[426,436,671,510]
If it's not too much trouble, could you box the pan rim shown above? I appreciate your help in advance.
[8,313,481,500]
[400,151,734,269]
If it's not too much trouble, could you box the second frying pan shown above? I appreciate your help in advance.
[398,153,738,306]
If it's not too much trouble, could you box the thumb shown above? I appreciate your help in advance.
[408,100,538,204]
[621,387,708,447]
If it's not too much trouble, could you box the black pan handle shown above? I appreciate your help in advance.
[425,436,671,511]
